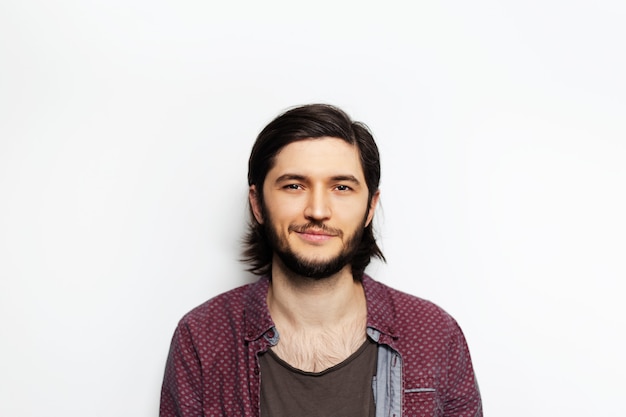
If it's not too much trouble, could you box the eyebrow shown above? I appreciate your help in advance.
[274,174,307,183]
[330,175,361,185]
[274,174,362,185]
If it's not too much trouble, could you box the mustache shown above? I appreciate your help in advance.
[288,222,343,237]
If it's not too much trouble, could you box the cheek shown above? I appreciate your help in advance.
[266,195,306,219]
[335,197,370,218]
[264,204,299,233]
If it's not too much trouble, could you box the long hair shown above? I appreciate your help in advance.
[242,104,385,280]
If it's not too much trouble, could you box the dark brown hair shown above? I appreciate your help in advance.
[242,104,385,280]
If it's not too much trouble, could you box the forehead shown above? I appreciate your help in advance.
[268,137,364,179]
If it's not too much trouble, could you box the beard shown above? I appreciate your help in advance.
[263,213,366,280]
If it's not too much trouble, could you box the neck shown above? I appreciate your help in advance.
[267,256,366,328]
[266,256,368,371]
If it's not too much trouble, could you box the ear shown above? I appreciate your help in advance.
[364,190,380,227]
[249,185,264,224]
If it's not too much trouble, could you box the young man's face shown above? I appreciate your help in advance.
[250,137,379,279]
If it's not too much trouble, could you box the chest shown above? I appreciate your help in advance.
[269,311,368,372]
[259,340,378,417]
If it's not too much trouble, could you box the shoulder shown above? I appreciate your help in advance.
[363,276,461,343]
[364,277,481,410]
[175,277,269,336]
[182,283,249,322]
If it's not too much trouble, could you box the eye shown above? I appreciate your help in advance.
[335,184,352,192]
[284,184,303,190]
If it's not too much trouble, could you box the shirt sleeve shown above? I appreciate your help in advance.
[160,321,204,417]
[443,321,482,417]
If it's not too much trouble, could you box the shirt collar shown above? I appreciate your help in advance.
[243,276,275,342]
[362,274,398,340]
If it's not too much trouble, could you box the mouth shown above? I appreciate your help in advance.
[290,225,340,243]
[295,230,335,243]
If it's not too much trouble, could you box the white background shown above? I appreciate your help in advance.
[1,1,625,416]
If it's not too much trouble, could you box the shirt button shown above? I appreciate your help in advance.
[267,330,274,338]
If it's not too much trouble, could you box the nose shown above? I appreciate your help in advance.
[303,188,331,221]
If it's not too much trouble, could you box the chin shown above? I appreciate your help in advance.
[277,251,351,280]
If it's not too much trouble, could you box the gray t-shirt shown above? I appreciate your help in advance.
[259,338,377,417]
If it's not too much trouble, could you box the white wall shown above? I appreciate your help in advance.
[1,1,625,416]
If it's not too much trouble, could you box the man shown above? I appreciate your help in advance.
[160,104,482,417]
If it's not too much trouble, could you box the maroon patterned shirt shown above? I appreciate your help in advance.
[160,275,482,416]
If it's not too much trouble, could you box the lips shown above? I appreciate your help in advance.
[290,225,341,243]
[301,228,334,236]
[297,231,334,243]
[291,225,340,235]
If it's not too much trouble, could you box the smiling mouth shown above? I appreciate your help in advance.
[290,225,341,242]
[296,230,335,243]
